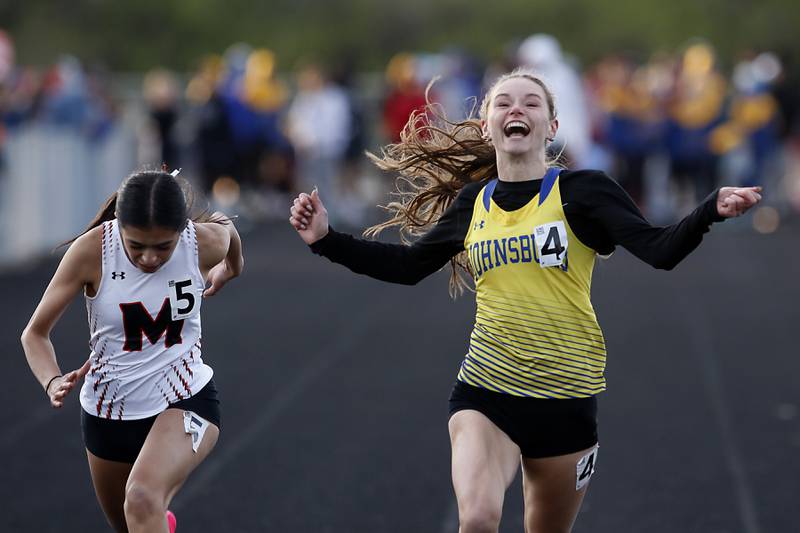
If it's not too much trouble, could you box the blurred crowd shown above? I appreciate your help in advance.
[2,28,799,232]
[0,31,118,159]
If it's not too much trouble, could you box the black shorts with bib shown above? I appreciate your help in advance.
[448,380,597,458]
[81,378,221,463]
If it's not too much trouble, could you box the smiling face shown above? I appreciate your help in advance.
[119,225,181,273]
[482,75,558,159]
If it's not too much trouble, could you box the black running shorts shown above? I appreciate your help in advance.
[81,378,221,463]
[448,380,597,458]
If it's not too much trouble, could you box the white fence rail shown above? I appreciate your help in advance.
[0,124,137,266]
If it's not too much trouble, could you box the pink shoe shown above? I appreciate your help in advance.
[166,510,177,533]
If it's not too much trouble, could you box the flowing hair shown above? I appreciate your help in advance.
[365,68,558,297]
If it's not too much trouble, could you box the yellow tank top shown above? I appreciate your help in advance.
[459,168,607,398]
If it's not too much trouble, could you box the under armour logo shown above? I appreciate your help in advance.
[111,271,126,280]
[473,220,485,230]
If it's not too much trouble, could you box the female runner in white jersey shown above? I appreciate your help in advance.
[289,69,762,532]
[22,169,243,533]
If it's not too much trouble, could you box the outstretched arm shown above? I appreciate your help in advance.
[568,172,762,270]
[290,188,475,285]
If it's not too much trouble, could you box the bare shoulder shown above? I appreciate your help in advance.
[195,220,230,269]
[24,226,103,331]
[69,226,103,266]
[195,220,230,251]
[60,225,103,285]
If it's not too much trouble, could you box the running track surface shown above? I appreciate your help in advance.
[1,218,797,533]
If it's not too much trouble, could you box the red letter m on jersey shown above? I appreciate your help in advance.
[120,299,184,351]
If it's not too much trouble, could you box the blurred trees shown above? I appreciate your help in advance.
[2,0,798,71]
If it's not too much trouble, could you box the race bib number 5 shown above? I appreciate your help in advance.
[534,221,568,268]
[168,279,202,320]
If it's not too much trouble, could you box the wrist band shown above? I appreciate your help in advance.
[45,374,62,395]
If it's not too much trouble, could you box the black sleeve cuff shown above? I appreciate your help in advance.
[702,189,725,224]
[309,226,336,255]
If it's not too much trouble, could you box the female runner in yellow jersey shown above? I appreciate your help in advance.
[289,69,761,533]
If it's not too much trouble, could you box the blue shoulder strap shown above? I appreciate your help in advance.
[482,179,499,212]
[483,169,560,211]
[538,167,562,206]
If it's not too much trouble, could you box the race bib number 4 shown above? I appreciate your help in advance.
[576,446,598,490]
[534,221,568,268]
[168,279,202,320]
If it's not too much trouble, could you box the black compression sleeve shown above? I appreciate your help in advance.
[309,183,482,284]
[565,171,724,269]
[310,170,724,279]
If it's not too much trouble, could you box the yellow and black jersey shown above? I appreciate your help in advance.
[311,168,724,397]
[458,168,605,398]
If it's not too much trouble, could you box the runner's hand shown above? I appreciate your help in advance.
[204,261,234,298]
[717,186,762,218]
[290,189,329,245]
[48,359,90,408]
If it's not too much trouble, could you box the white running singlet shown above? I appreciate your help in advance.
[79,219,212,420]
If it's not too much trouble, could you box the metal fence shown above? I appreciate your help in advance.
[0,124,138,266]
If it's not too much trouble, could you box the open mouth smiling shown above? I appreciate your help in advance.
[503,121,531,138]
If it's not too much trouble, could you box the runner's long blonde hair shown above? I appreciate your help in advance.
[366,68,558,297]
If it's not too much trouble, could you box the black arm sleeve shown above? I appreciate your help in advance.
[564,171,724,270]
[309,183,482,284]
